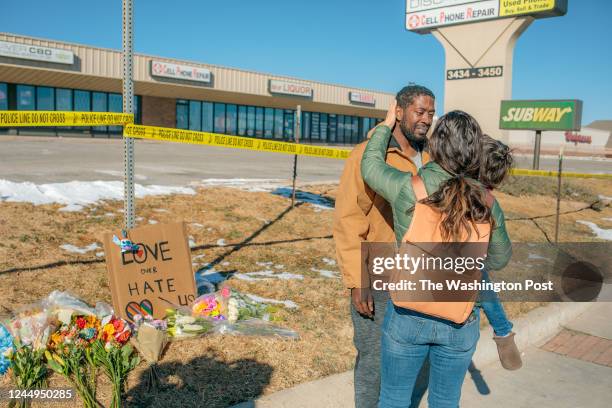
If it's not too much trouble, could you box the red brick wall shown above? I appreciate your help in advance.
[141,96,175,128]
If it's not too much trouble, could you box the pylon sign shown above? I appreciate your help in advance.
[406,0,568,32]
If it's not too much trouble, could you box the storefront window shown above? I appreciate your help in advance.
[247,106,255,137]
[36,87,54,110]
[16,85,35,110]
[55,88,72,111]
[214,103,226,133]
[238,106,247,136]
[74,90,91,111]
[202,102,213,132]
[302,112,311,141]
[108,93,122,132]
[226,104,237,135]
[264,107,274,138]
[255,107,264,137]
[311,112,320,140]
[284,110,294,140]
[320,113,328,142]
[329,114,337,143]
[176,99,188,129]
[92,92,108,132]
[352,116,360,143]
[189,100,201,131]
[337,114,345,143]
[273,108,283,139]
[0,83,7,110]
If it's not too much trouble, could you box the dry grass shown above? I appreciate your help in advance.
[0,177,610,407]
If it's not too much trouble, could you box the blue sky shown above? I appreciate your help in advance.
[2,0,610,125]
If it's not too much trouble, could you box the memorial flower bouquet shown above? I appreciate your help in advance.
[8,340,47,408]
[165,308,212,339]
[91,315,139,408]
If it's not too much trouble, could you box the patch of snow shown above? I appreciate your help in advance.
[274,264,284,270]
[216,239,226,247]
[189,236,196,248]
[148,219,158,224]
[256,261,273,267]
[191,223,204,228]
[311,268,340,279]
[59,204,85,212]
[0,180,195,210]
[95,252,105,258]
[60,243,100,254]
[222,261,230,266]
[154,208,169,213]
[322,257,336,266]
[245,294,298,309]
[195,178,286,193]
[233,270,303,281]
[576,221,612,241]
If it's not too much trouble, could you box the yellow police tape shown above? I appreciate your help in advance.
[510,168,612,179]
[123,124,351,160]
[0,111,133,127]
[1,110,610,178]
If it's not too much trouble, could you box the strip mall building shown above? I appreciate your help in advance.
[1,32,610,155]
[0,33,390,144]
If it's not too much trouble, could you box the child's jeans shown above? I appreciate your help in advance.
[479,268,513,337]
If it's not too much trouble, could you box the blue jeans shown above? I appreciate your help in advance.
[479,269,513,337]
[379,301,480,408]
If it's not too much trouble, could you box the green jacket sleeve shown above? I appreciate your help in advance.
[484,199,513,271]
[360,125,413,206]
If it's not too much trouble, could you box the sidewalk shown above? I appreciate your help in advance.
[234,302,612,408]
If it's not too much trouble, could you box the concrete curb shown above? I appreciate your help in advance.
[233,301,597,408]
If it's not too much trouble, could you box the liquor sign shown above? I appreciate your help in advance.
[499,100,582,131]
[269,80,313,97]
[151,60,211,83]
[349,92,376,105]
[406,0,568,32]
[0,40,74,64]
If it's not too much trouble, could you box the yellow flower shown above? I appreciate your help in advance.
[102,324,115,337]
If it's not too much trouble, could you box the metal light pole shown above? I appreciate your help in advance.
[123,0,135,229]
[532,130,542,170]
[554,146,564,244]
[291,105,301,208]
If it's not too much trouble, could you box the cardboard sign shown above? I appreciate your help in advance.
[103,222,196,322]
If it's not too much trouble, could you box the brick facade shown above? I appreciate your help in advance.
[141,95,175,128]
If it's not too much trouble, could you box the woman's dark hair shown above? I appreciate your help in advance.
[421,110,492,241]
[479,134,514,189]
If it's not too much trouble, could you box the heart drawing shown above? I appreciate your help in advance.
[125,299,153,322]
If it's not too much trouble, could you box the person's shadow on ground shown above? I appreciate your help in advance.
[409,359,490,407]
[125,352,273,408]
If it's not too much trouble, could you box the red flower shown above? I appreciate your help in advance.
[76,317,87,330]
[114,330,131,344]
[112,318,125,332]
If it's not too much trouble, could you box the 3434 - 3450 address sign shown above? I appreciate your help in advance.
[447,66,504,80]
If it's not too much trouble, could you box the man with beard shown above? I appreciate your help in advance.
[333,85,435,408]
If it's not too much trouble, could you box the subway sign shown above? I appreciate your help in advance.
[406,0,568,32]
[499,100,582,131]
